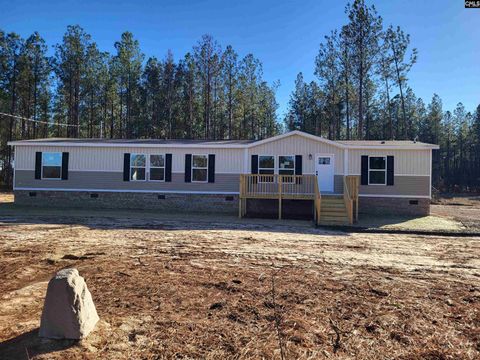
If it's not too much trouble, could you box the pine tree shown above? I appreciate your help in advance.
[344,0,383,139]
[315,31,342,139]
[113,31,144,138]
[222,45,238,139]
[53,25,91,137]
[385,25,417,139]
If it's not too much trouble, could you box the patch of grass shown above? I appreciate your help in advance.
[356,214,465,232]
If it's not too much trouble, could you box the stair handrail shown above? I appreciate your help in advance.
[314,177,321,225]
[343,176,354,225]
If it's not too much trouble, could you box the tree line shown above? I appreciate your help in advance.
[0,27,279,185]
[1,0,478,192]
[284,0,480,192]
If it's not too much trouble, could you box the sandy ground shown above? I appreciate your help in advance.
[431,196,480,232]
[0,193,479,359]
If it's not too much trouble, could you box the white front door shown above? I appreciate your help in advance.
[315,155,334,192]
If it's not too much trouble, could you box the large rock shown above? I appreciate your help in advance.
[39,268,99,339]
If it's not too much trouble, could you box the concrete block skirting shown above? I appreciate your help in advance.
[14,190,238,214]
[14,191,429,217]
[359,197,430,216]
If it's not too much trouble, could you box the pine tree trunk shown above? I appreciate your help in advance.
[391,43,408,140]
[384,77,393,140]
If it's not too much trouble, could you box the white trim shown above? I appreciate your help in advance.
[315,153,335,172]
[344,149,348,176]
[7,130,440,150]
[12,145,16,190]
[247,130,347,149]
[359,194,431,199]
[243,148,248,173]
[367,156,387,186]
[130,153,147,182]
[429,149,432,198]
[8,141,249,149]
[148,154,166,182]
[315,153,335,192]
[191,154,208,183]
[14,169,241,175]
[41,152,63,180]
[70,169,122,173]
[16,168,122,172]
[257,154,275,183]
[343,145,439,150]
[351,173,430,177]
[14,187,239,195]
[278,154,295,183]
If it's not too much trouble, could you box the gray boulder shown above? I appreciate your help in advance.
[39,268,99,339]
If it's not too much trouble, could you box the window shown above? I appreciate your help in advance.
[368,156,386,185]
[149,154,165,181]
[258,155,275,182]
[279,155,295,183]
[130,154,146,181]
[318,157,331,165]
[42,152,62,179]
[192,155,208,182]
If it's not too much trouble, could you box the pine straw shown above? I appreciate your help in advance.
[0,220,479,359]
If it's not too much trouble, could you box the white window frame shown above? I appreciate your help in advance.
[149,154,166,182]
[130,153,147,182]
[191,154,208,183]
[368,156,387,186]
[41,152,62,180]
[258,155,275,183]
[278,155,295,183]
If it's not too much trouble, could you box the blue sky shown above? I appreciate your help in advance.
[2,0,479,117]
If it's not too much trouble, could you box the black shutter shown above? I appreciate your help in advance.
[295,155,303,184]
[123,153,130,181]
[208,154,215,183]
[251,155,258,174]
[361,155,369,185]
[295,155,302,175]
[61,152,69,180]
[185,154,192,182]
[35,152,42,179]
[387,156,394,186]
[165,153,172,182]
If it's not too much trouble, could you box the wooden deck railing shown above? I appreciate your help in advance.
[314,177,322,225]
[239,174,317,220]
[343,175,360,223]
[343,176,354,224]
[239,174,317,200]
[238,174,359,225]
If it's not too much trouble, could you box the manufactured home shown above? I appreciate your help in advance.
[8,131,439,225]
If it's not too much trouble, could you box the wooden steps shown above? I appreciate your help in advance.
[319,196,349,225]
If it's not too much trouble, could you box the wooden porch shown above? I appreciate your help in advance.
[238,174,360,225]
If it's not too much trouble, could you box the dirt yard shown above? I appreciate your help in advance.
[0,194,479,359]
[431,195,480,232]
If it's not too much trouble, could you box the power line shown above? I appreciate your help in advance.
[0,112,79,128]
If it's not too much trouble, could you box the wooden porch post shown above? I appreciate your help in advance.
[278,175,282,220]
[238,174,244,218]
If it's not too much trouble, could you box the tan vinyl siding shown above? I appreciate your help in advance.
[248,134,344,174]
[15,170,240,193]
[348,149,431,176]
[14,145,244,173]
[359,176,430,196]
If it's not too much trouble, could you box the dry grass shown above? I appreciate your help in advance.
[0,203,479,359]
[431,194,480,232]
